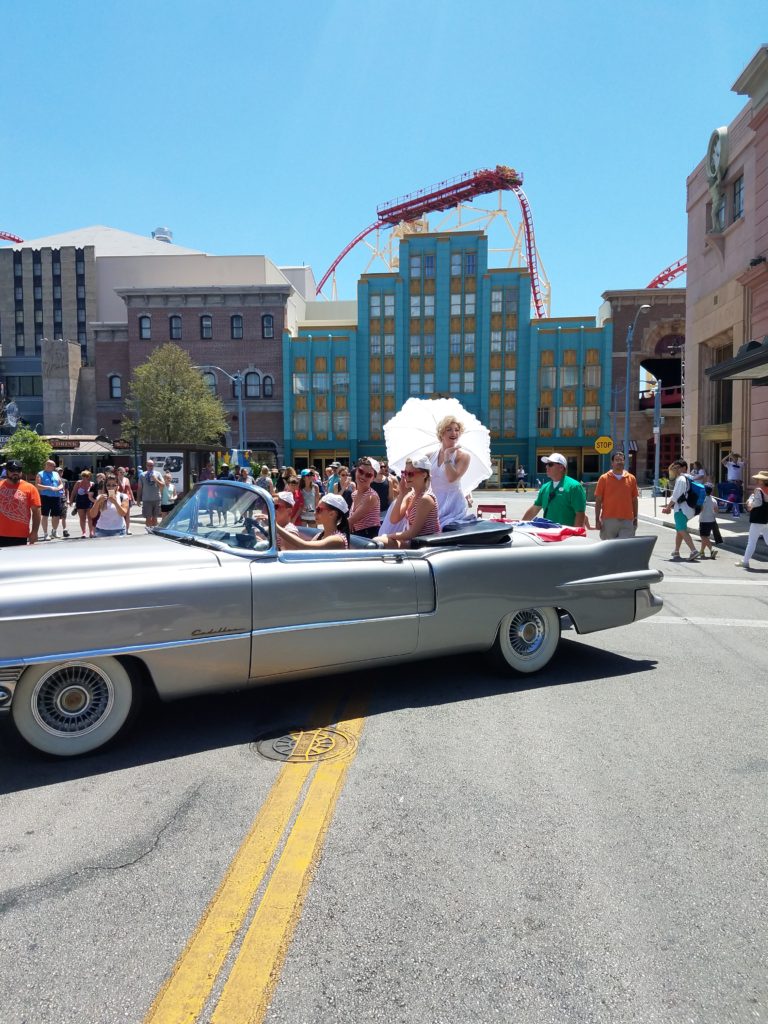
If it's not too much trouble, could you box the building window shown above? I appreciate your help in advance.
[410,255,421,278]
[292,373,308,395]
[245,372,260,398]
[464,332,475,353]
[714,196,726,232]
[505,370,516,390]
[490,370,501,392]
[450,333,461,354]
[424,254,435,279]
[370,333,381,355]
[75,259,85,275]
[262,314,274,339]
[537,406,551,429]
[370,294,381,317]
[333,411,350,434]
[169,315,182,341]
[109,374,122,399]
[52,259,61,276]
[505,287,517,308]
[491,289,502,313]
[33,285,42,301]
[584,365,601,387]
[4,374,43,397]
[293,411,308,434]
[384,373,395,393]
[78,331,87,344]
[14,261,22,278]
[231,314,243,340]
[139,315,151,340]
[200,315,213,340]
[559,406,578,429]
[464,371,475,392]
[34,309,43,324]
[77,308,86,323]
[582,406,600,430]
[410,373,421,395]
[464,292,475,315]
[490,330,502,352]
[504,330,517,352]
[14,286,23,301]
[312,372,329,391]
[423,372,434,392]
[464,253,476,275]
[451,253,461,277]
[410,337,421,356]
[384,294,395,317]
[313,411,329,434]
[424,294,435,317]
[449,372,461,392]
[560,366,578,388]
[383,333,395,355]
[423,333,435,355]
[733,175,744,221]
[333,372,349,392]
[410,296,421,318]
[450,294,461,315]
[539,366,555,389]
[370,375,382,394]
[263,375,273,397]
[53,309,62,324]
[77,284,85,299]
[53,285,61,300]
[202,372,217,394]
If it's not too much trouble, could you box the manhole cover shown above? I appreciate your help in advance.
[252,726,358,764]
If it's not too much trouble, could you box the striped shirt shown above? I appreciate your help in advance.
[350,489,381,532]
[407,492,440,536]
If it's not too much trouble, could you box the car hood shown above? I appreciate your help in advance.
[0,533,222,584]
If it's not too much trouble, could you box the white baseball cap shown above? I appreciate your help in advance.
[407,456,432,471]
[540,453,568,468]
[275,490,295,507]
[319,493,349,515]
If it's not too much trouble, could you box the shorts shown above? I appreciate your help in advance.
[160,503,176,513]
[95,526,126,537]
[699,521,713,538]
[674,509,692,531]
[142,499,161,519]
[41,495,62,516]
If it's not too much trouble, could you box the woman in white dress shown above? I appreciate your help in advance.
[428,416,475,528]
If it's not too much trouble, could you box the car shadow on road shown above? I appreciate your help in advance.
[0,640,657,794]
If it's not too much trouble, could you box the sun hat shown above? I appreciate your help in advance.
[753,470,768,482]
[408,456,431,471]
[318,493,348,515]
[275,490,295,507]
[540,453,568,468]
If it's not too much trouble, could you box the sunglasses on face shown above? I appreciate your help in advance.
[356,469,374,479]
[403,469,425,478]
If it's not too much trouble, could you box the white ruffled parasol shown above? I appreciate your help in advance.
[384,397,492,493]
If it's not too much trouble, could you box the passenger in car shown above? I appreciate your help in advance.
[272,491,300,550]
[348,458,381,538]
[275,493,350,550]
[374,456,439,548]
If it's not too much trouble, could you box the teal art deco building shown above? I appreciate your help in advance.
[283,229,613,484]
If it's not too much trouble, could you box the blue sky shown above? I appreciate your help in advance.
[2,1,764,316]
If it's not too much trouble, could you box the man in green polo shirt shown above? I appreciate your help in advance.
[522,452,586,527]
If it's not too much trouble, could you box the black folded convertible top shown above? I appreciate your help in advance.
[412,521,513,548]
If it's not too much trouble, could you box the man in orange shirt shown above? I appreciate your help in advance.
[594,451,639,540]
[0,459,42,546]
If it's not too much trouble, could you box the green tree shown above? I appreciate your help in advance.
[124,344,228,445]
[4,428,53,476]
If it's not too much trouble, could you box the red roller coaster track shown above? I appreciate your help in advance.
[646,257,687,289]
[316,165,548,318]
[0,231,24,244]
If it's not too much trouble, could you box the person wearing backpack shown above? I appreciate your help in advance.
[662,459,701,561]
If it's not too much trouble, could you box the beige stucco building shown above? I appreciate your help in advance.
[685,45,768,483]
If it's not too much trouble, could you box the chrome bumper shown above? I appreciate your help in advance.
[0,667,23,715]
[635,588,663,621]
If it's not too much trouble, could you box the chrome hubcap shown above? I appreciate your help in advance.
[32,664,114,737]
[507,610,546,657]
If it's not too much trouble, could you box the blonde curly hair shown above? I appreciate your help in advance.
[436,416,464,441]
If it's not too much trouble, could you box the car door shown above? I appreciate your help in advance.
[249,550,432,678]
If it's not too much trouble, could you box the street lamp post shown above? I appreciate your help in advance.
[194,364,245,451]
[623,304,650,470]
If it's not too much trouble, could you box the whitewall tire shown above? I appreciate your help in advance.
[12,657,138,757]
[492,607,561,675]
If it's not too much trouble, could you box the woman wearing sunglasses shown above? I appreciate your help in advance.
[275,492,350,550]
[374,457,439,548]
[348,458,382,538]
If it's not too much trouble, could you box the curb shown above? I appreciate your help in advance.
[636,513,768,562]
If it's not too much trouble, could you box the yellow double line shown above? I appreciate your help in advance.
[144,699,366,1024]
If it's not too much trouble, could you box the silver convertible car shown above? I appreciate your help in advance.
[0,480,662,757]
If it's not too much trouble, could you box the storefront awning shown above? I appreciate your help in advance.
[706,338,768,384]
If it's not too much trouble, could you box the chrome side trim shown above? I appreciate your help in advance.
[0,604,181,625]
[0,632,251,671]
[250,613,420,638]
[558,569,662,591]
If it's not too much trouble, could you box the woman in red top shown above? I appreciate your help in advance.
[348,458,381,538]
[374,456,439,548]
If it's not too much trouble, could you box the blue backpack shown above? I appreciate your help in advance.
[684,476,706,515]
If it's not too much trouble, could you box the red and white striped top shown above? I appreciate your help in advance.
[350,489,381,532]
[407,492,440,536]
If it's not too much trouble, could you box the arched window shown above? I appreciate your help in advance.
[169,315,182,341]
[200,314,213,340]
[231,314,243,340]
[202,371,217,394]
[263,375,274,398]
[139,315,151,340]
[245,372,260,398]
[261,314,274,339]
[109,374,122,399]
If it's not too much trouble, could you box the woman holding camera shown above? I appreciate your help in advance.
[88,473,130,537]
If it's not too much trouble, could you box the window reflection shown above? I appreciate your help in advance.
[160,483,273,551]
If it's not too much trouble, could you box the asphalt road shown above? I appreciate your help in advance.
[1,514,766,1024]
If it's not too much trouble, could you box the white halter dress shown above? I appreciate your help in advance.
[428,449,475,528]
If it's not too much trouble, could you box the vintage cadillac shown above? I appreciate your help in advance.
[0,480,663,756]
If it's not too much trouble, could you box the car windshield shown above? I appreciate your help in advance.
[156,482,273,552]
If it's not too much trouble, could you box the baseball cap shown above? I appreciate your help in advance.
[275,490,295,507]
[6,459,23,472]
[359,457,380,474]
[408,455,432,471]
[330,461,341,468]
[300,468,313,477]
[319,493,348,515]
[540,453,568,468]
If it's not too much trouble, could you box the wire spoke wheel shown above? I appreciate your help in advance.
[12,657,138,756]
[492,606,560,675]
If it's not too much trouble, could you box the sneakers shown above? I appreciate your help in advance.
[734,560,751,569]
[688,550,701,561]
[670,552,682,560]
[50,532,58,540]
[710,549,718,559]
[62,530,70,538]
